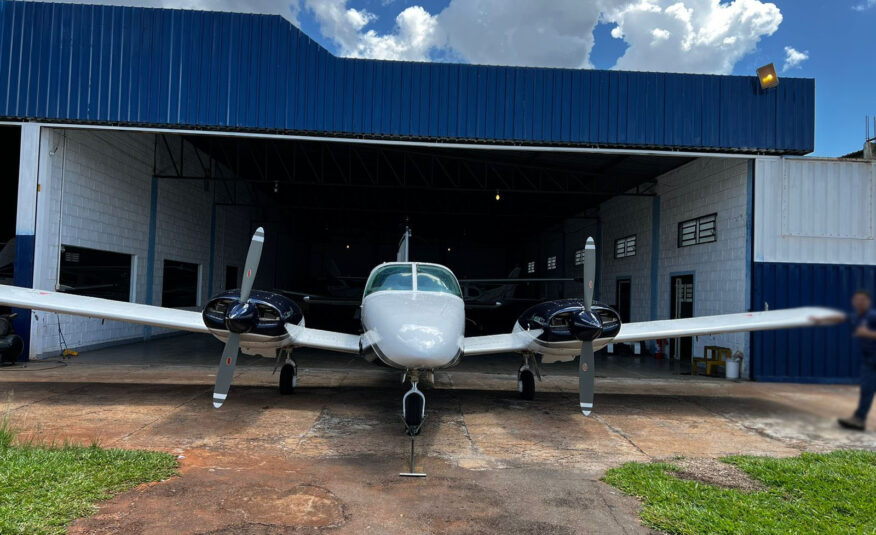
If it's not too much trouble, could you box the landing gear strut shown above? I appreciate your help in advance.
[400,373,427,477]
[275,348,297,395]
[518,352,541,401]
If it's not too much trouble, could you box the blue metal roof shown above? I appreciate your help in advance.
[0,1,815,153]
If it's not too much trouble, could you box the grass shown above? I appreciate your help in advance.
[602,450,876,535]
[0,418,178,535]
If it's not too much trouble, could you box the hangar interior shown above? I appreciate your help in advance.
[3,2,875,384]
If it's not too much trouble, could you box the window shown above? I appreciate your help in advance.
[416,264,462,297]
[614,235,637,258]
[574,248,586,266]
[546,256,557,271]
[527,261,535,274]
[364,264,413,296]
[59,246,132,301]
[678,214,717,247]
[162,260,199,307]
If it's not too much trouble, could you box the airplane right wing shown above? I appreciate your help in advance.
[613,307,845,344]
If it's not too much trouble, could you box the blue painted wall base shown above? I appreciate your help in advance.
[752,262,876,383]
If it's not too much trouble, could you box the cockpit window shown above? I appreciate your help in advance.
[364,265,413,296]
[416,264,462,297]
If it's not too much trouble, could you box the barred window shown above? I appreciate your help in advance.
[678,214,717,247]
[527,261,535,274]
[574,248,586,266]
[547,256,557,271]
[614,235,637,258]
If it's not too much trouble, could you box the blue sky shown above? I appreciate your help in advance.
[288,0,875,157]
[57,0,876,156]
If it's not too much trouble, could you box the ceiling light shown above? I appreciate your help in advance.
[495,190,501,201]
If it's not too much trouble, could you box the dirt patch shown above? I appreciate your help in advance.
[668,457,765,492]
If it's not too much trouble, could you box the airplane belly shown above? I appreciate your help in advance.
[361,292,464,370]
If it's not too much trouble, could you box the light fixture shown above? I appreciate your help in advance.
[345,244,350,250]
[495,190,501,201]
[447,247,451,252]
[756,63,778,90]
[273,180,279,193]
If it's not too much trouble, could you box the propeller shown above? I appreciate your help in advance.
[574,237,599,416]
[213,227,265,409]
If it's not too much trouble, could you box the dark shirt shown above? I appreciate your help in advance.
[852,308,876,355]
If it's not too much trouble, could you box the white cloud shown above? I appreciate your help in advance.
[307,1,443,61]
[782,46,809,72]
[853,0,876,11]
[605,0,783,74]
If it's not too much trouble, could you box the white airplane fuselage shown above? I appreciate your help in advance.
[361,290,465,370]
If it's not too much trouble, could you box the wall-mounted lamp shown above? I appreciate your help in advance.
[756,63,778,90]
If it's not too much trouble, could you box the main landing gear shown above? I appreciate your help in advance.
[518,352,541,401]
[400,372,427,477]
[275,348,297,395]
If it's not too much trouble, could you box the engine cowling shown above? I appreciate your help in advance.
[202,290,303,337]
[517,299,621,344]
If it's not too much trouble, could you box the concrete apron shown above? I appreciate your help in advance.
[1,361,874,534]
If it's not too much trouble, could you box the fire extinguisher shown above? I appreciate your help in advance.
[654,339,668,360]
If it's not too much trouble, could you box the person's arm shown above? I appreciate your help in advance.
[855,315,876,340]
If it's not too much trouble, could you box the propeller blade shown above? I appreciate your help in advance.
[583,237,596,312]
[579,340,595,416]
[213,333,240,408]
[239,227,265,302]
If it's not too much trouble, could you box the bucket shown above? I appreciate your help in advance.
[725,360,740,380]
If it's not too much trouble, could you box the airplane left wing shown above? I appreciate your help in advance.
[285,324,361,354]
[613,307,845,344]
[0,285,209,333]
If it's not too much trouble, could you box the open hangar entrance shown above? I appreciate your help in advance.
[23,125,710,376]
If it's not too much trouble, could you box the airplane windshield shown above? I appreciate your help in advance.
[416,264,462,297]
[364,265,413,296]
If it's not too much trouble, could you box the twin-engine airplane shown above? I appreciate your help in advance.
[0,229,844,438]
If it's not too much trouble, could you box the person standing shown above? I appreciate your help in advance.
[839,290,876,431]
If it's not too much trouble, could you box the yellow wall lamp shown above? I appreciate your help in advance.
[757,63,779,90]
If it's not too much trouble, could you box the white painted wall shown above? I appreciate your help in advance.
[29,128,249,357]
[598,195,653,322]
[755,157,876,265]
[654,158,750,366]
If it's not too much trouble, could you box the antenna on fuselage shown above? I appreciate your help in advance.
[396,226,411,262]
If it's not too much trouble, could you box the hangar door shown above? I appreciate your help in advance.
[752,157,876,382]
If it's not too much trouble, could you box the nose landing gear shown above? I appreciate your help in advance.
[400,373,427,477]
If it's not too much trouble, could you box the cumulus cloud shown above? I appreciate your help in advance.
[782,46,809,72]
[605,0,783,74]
[853,0,876,10]
[306,0,783,74]
[307,0,443,61]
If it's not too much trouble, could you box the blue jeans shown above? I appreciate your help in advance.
[854,352,876,421]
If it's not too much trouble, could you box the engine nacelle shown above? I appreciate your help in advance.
[517,299,621,344]
[202,290,303,337]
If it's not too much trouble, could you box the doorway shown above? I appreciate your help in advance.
[225,265,239,291]
[669,274,694,360]
[615,278,631,323]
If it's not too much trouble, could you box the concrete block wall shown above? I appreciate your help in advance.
[28,128,249,357]
[598,195,653,322]
[655,158,750,367]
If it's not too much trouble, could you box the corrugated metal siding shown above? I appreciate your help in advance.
[0,1,815,152]
[754,157,876,264]
[751,262,876,383]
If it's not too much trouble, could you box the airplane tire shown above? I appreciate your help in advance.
[279,363,296,395]
[519,369,535,401]
[404,392,425,430]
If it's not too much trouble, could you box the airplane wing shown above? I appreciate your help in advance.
[462,329,543,356]
[0,285,209,333]
[285,324,361,354]
[613,307,845,344]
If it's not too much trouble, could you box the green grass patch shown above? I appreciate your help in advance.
[603,450,876,535]
[0,418,178,535]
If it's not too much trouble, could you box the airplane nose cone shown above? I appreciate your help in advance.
[363,293,464,369]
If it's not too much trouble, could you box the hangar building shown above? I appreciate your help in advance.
[1,1,874,382]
